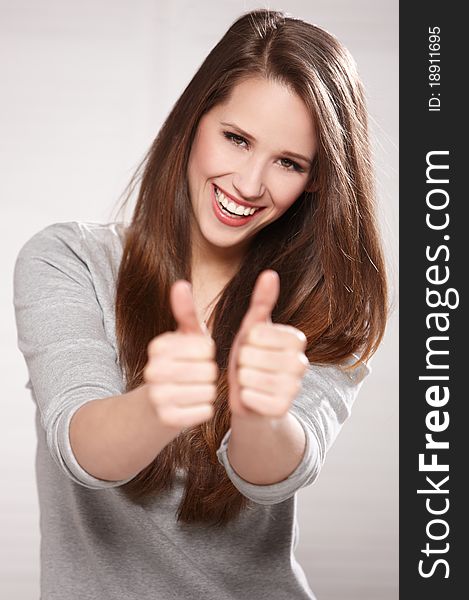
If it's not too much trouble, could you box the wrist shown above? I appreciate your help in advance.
[230,410,288,432]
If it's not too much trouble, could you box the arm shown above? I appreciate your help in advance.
[13,222,177,488]
[216,358,370,504]
[69,383,180,482]
[226,411,306,485]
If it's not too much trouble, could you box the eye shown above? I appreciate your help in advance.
[279,158,304,173]
[223,131,249,148]
[223,130,305,173]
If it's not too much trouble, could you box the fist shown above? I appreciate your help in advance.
[236,321,308,417]
[143,280,219,430]
[227,270,309,418]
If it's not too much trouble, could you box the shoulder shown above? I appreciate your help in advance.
[318,354,371,384]
[15,221,126,276]
[300,354,371,419]
[305,354,371,389]
[14,221,127,293]
[16,221,126,260]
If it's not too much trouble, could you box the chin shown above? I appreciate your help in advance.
[202,225,250,250]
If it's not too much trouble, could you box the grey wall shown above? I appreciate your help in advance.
[0,1,398,598]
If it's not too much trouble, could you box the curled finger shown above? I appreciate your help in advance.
[147,383,217,407]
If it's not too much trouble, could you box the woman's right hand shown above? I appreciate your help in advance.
[143,280,218,431]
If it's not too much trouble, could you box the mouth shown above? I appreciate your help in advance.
[212,184,266,227]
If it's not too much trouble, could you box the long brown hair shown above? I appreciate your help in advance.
[113,9,388,525]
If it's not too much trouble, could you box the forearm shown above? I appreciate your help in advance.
[227,411,306,485]
[69,383,180,482]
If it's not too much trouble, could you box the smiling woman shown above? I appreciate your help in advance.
[187,77,317,264]
[13,8,388,600]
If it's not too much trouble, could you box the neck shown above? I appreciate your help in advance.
[189,235,247,331]
[190,225,247,284]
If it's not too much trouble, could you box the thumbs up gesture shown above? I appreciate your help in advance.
[143,280,218,431]
[227,270,309,418]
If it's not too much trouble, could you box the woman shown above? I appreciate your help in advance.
[13,9,387,599]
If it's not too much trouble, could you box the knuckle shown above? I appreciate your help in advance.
[287,326,307,349]
[144,358,168,383]
[143,363,152,382]
[280,325,307,350]
[296,329,307,349]
[147,339,158,355]
[205,337,216,357]
[195,406,214,427]
[240,387,252,405]
[203,404,215,419]
[238,345,253,366]
[148,333,170,355]
[195,335,215,354]
[207,383,218,401]
[275,395,291,416]
[208,361,219,381]
[280,373,296,396]
[295,352,309,375]
[290,378,302,397]
[238,366,251,387]
[152,337,162,352]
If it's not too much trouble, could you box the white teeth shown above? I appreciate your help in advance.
[215,186,259,216]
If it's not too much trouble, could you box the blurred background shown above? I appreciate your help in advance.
[0,1,398,598]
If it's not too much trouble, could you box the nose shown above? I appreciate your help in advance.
[232,159,266,200]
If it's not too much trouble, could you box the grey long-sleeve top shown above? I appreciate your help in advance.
[13,221,370,600]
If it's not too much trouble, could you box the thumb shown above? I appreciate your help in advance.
[239,270,280,335]
[170,280,207,335]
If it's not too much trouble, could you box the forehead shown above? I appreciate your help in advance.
[209,77,317,156]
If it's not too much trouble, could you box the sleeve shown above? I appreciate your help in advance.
[215,356,370,505]
[13,222,134,489]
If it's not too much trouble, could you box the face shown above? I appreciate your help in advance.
[187,76,317,264]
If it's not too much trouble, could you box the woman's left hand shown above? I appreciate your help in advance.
[227,270,309,418]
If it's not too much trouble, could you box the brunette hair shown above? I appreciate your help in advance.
[113,9,388,525]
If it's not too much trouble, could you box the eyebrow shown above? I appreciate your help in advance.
[220,121,313,165]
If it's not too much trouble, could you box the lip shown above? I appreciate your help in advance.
[211,184,265,227]
[213,184,265,209]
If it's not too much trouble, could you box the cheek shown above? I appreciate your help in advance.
[191,129,234,177]
[204,142,237,175]
[272,180,306,212]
